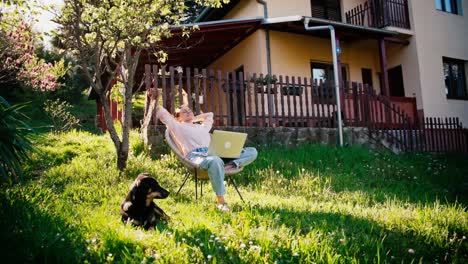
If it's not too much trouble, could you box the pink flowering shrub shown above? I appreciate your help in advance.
[1,19,64,92]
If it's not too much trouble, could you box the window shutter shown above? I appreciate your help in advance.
[311,0,342,21]
[311,0,326,18]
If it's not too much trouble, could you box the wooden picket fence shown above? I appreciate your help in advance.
[143,65,468,153]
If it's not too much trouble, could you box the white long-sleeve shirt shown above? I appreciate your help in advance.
[156,106,213,156]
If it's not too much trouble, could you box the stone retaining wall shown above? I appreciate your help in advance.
[142,125,377,154]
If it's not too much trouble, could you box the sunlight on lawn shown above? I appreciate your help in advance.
[1,129,467,263]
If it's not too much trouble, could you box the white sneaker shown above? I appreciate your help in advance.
[217,203,230,212]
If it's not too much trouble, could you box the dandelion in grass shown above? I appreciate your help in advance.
[199,243,205,247]
[276,170,280,174]
[293,252,299,257]
[207,255,212,260]
[251,245,261,251]
[408,248,415,254]
[240,243,246,249]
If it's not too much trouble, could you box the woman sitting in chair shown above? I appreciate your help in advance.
[156,104,257,212]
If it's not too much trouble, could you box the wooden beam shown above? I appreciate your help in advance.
[378,38,390,96]
[384,37,410,45]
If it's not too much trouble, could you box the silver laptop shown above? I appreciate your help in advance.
[208,130,247,158]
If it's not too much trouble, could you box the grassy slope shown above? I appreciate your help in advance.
[0,99,467,263]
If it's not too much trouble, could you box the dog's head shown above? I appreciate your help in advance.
[129,173,170,204]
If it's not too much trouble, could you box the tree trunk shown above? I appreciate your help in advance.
[97,91,126,170]
[141,88,158,142]
[117,147,128,171]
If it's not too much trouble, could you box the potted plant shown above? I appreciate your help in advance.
[251,74,278,94]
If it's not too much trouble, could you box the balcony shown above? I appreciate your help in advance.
[345,0,410,29]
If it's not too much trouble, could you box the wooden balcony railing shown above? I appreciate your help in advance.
[345,0,410,29]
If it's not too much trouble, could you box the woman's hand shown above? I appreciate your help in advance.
[193,112,213,122]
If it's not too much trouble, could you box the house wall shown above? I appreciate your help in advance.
[209,0,468,126]
[268,0,312,17]
[269,31,382,91]
[207,30,268,120]
[209,31,266,73]
[224,0,263,19]
[408,0,468,124]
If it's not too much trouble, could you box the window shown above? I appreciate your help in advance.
[388,65,405,97]
[361,68,373,87]
[435,0,462,15]
[443,58,467,99]
[311,0,342,21]
[311,62,347,84]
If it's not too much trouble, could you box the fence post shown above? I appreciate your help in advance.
[217,70,223,126]
[239,71,246,126]
[169,66,175,114]
[194,68,201,115]
[246,72,253,126]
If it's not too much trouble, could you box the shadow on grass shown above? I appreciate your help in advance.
[237,144,468,206]
[248,205,466,263]
[0,187,156,263]
[0,191,87,263]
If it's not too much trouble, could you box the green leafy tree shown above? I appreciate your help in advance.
[54,0,229,171]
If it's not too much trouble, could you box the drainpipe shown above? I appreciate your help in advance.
[256,0,272,75]
[303,18,344,147]
[257,0,275,121]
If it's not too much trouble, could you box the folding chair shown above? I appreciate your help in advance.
[164,129,245,202]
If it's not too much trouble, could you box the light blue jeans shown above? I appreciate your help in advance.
[186,147,258,196]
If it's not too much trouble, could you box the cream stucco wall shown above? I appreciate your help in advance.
[207,30,268,119]
[408,0,468,124]
[269,31,382,91]
[268,0,312,18]
[224,0,263,19]
[209,30,267,74]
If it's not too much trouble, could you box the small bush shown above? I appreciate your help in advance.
[43,99,80,133]
[0,96,35,181]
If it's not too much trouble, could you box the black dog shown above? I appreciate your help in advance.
[120,173,170,230]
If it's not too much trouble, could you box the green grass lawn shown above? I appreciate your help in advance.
[0,104,467,263]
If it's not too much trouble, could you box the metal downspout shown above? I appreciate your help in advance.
[256,0,271,75]
[257,0,275,122]
[303,18,344,147]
